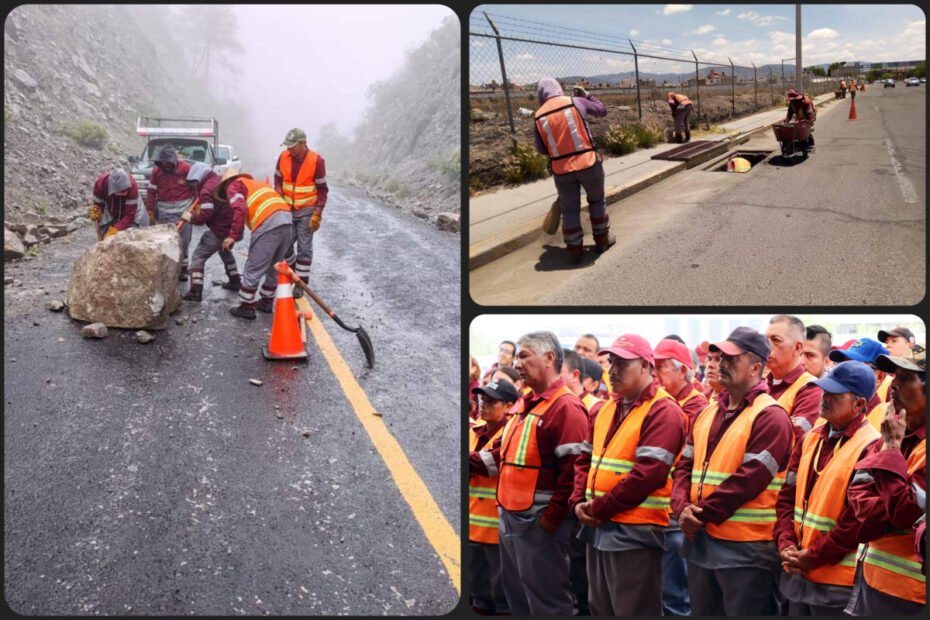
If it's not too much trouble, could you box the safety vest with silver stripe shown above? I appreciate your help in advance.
[534,95,598,176]
[469,421,508,544]
[776,370,816,434]
[279,149,320,210]
[241,179,291,231]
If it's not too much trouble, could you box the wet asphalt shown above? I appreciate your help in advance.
[3,186,461,615]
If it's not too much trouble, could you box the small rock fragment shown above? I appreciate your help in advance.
[249,379,263,386]
[81,322,108,339]
[301,430,311,438]
[135,330,155,344]
[46,300,65,312]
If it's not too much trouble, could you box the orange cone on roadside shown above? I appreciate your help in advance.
[849,99,858,120]
[262,261,308,360]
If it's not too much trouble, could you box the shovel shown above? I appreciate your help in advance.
[280,264,375,368]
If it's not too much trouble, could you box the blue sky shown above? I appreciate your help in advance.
[471,4,925,67]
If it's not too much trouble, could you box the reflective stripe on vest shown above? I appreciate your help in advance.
[534,96,597,176]
[793,422,879,586]
[690,393,789,541]
[242,179,290,231]
[497,386,575,512]
[469,421,508,544]
[279,149,319,209]
[585,388,680,526]
[861,440,926,603]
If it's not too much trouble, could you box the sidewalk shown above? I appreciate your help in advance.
[469,92,837,269]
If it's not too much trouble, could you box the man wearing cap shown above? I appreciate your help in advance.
[774,362,880,615]
[468,378,519,616]
[828,338,891,430]
[671,327,794,615]
[145,144,196,280]
[878,326,921,360]
[766,315,824,439]
[570,334,687,615]
[180,162,244,301]
[845,352,926,615]
[474,331,588,615]
[89,168,147,239]
[802,325,832,379]
[274,128,329,296]
[214,173,295,319]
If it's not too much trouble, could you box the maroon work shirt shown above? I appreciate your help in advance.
[92,172,139,231]
[768,363,824,440]
[145,159,194,213]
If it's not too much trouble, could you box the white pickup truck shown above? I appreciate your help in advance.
[215,144,242,176]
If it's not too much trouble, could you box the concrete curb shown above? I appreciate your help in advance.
[468,93,841,271]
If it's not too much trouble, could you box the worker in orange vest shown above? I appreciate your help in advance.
[570,334,687,615]
[468,378,519,615]
[827,338,891,430]
[533,78,614,264]
[667,92,693,143]
[845,353,926,614]
[670,327,794,615]
[477,331,589,615]
[774,362,880,614]
[274,128,328,297]
[766,315,824,439]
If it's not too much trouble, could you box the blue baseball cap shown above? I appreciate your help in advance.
[828,337,888,365]
[813,361,876,399]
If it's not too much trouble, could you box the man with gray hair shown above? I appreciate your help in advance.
[89,168,148,239]
[766,315,823,439]
[474,330,588,615]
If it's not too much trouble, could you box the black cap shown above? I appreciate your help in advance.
[878,327,915,344]
[472,379,520,404]
[709,326,771,361]
[874,353,926,379]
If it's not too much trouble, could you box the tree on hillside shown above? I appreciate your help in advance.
[315,123,353,172]
[805,66,825,77]
[177,6,245,90]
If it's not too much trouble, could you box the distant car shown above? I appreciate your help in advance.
[884,79,895,88]
[905,77,920,87]
[215,144,241,176]
[922,77,927,83]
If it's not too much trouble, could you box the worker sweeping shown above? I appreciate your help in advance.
[667,92,693,144]
[88,168,148,239]
[213,172,295,320]
[181,163,244,301]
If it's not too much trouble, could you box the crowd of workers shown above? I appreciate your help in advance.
[87,129,328,319]
[468,318,926,616]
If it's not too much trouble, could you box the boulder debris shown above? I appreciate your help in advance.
[5,228,26,260]
[80,322,108,339]
[135,330,155,344]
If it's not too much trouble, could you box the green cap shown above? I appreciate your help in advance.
[281,128,307,147]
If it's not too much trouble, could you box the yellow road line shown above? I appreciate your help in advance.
[295,297,461,594]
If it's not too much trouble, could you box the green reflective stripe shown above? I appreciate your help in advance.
[586,490,669,510]
[281,182,317,192]
[691,470,783,491]
[864,547,925,581]
[726,507,777,523]
[793,506,837,532]
[767,476,786,491]
[591,455,634,474]
[469,514,499,529]
[469,486,496,500]
[247,188,286,229]
[838,553,857,568]
[585,489,594,501]
[513,419,534,467]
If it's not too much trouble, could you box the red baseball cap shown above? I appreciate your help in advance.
[599,334,655,366]
[832,338,857,351]
[654,339,694,369]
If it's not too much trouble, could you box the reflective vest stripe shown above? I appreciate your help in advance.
[692,469,785,491]
[242,181,290,231]
[725,508,777,522]
[469,422,508,544]
[534,96,597,175]
[469,514,499,529]
[538,115,560,156]
[585,489,670,510]
[562,108,586,152]
[864,547,924,580]
[279,149,320,209]
[793,506,837,531]
[469,486,496,500]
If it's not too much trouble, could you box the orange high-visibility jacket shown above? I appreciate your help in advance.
[776,371,816,413]
[861,440,926,604]
[469,421,508,544]
[585,388,679,526]
[242,178,291,231]
[877,375,893,403]
[581,392,604,413]
[793,422,879,586]
[497,385,574,512]
[690,393,789,541]
[866,402,888,431]
[534,96,598,176]
[279,149,320,210]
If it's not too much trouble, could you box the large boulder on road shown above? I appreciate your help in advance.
[5,228,26,260]
[66,225,182,330]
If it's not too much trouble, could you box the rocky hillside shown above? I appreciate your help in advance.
[318,16,461,227]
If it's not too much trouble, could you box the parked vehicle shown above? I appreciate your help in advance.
[884,79,895,88]
[905,77,920,87]
[215,144,241,176]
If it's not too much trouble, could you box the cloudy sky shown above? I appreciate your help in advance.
[471,4,925,80]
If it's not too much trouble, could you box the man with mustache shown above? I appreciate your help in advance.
[671,327,794,615]
[766,315,824,439]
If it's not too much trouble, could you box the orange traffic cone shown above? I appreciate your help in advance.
[262,261,308,360]
[848,99,858,121]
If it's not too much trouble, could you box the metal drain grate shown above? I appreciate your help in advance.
[652,141,729,167]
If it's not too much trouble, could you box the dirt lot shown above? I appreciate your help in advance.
[469,92,783,194]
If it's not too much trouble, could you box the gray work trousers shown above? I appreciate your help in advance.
[498,510,574,616]
[673,103,693,136]
[844,561,924,615]
[553,160,608,248]
[290,208,316,283]
[238,224,294,305]
[587,545,663,616]
[469,542,509,614]
[189,229,239,288]
[788,600,848,615]
[157,210,193,268]
[687,561,780,615]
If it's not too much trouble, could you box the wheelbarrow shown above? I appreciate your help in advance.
[773,119,813,159]
[834,89,846,99]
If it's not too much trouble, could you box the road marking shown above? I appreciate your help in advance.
[295,297,460,594]
[884,138,918,203]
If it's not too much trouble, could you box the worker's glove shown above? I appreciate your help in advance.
[88,205,103,222]
[221,237,235,251]
[309,210,322,232]
[191,202,201,216]
[104,226,119,239]
[181,212,192,223]
[572,86,589,98]
[147,208,156,223]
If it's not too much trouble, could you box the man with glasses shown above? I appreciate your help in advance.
[671,327,794,615]
[774,362,880,615]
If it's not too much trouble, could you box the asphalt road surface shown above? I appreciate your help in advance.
[470,85,925,306]
[4,186,460,614]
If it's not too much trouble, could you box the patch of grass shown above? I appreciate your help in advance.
[432,150,460,179]
[4,106,10,124]
[602,124,638,155]
[633,122,665,148]
[26,245,40,257]
[504,140,548,183]
[61,119,108,149]
[35,200,49,215]
[384,178,403,194]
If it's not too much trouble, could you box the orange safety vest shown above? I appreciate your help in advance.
[866,401,888,431]
[776,370,816,413]
[877,375,893,403]
[241,178,291,231]
[585,387,679,526]
[861,440,926,604]
[278,149,320,210]
[690,393,789,541]
[793,422,880,586]
[534,95,598,176]
[469,421,508,544]
[581,392,604,413]
[497,385,575,512]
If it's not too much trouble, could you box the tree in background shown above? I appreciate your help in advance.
[315,123,353,172]
[805,66,826,77]
[177,5,245,92]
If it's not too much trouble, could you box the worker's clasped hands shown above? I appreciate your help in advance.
[573,501,603,528]
[678,504,705,540]
[779,544,813,574]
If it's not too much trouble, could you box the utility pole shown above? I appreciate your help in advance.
[796,3,803,90]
